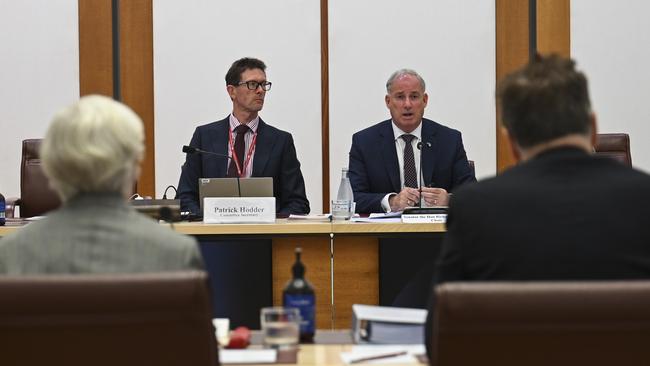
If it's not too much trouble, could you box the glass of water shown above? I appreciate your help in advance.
[260,307,300,349]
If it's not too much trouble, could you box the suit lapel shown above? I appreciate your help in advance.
[379,121,401,192]
[209,117,231,177]
[421,119,437,186]
[252,119,273,176]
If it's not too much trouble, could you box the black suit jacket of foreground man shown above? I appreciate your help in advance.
[425,147,650,359]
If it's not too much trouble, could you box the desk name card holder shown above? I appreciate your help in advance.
[401,206,447,224]
[203,197,275,224]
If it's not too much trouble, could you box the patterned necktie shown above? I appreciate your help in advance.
[227,124,250,177]
[401,134,418,188]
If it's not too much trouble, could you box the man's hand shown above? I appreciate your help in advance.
[421,187,449,206]
[389,187,421,212]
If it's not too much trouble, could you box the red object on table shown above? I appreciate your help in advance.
[226,326,251,349]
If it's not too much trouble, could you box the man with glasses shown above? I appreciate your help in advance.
[177,57,309,216]
[177,57,309,328]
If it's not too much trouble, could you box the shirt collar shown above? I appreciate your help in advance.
[229,114,259,133]
[391,120,422,142]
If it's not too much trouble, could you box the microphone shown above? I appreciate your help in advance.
[182,145,242,198]
[416,141,432,209]
[182,145,231,160]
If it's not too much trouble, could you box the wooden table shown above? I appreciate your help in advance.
[0,219,445,328]
[229,330,426,366]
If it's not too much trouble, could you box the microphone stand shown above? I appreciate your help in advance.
[403,141,439,215]
[417,141,426,208]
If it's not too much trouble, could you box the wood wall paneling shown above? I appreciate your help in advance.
[119,0,155,197]
[495,0,571,172]
[537,0,571,56]
[321,0,330,211]
[78,0,113,97]
[496,0,530,172]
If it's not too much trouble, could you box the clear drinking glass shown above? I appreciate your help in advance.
[331,199,352,220]
[260,307,300,349]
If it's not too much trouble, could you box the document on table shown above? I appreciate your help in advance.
[340,345,425,364]
[288,213,332,221]
[351,212,402,223]
[219,349,277,364]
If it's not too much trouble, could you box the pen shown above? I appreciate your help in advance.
[349,350,408,364]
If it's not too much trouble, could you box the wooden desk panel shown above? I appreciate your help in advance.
[0,219,443,329]
[272,237,333,330]
[332,236,378,329]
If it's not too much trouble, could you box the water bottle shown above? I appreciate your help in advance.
[0,192,5,226]
[283,247,315,342]
[332,168,353,220]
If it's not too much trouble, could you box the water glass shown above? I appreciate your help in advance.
[260,307,300,349]
[331,199,352,220]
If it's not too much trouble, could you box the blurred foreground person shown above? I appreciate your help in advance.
[0,95,203,273]
[425,54,650,361]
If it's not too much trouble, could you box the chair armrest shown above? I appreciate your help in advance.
[4,197,21,218]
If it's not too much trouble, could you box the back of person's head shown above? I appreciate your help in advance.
[497,54,592,148]
[42,95,145,201]
[225,57,267,86]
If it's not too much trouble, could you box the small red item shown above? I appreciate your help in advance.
[226,326,251,349]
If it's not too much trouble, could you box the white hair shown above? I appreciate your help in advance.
[386,69,426,93]
[41,95,145,201]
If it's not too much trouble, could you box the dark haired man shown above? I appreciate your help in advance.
[425,55,650,361]
[178,57,309,215]
[177,57,309,327]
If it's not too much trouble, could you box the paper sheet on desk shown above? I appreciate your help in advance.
[340,345,425,364]
[288,214,332,220]
[351,212,402,223]
[219,349,277,364]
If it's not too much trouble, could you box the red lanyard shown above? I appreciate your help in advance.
[228,128,258,177]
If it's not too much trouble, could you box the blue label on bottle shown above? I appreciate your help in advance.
[284,294,315,334]
[0,199,5,225]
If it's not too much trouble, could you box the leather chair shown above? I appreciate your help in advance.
[0,271,218,366]
[431,281,650,366]
[6,139,61,217]
[594,133,631,166]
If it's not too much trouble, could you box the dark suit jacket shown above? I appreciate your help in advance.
[425,147,650,359]
[348,118,476,213]
[177,117,310,215]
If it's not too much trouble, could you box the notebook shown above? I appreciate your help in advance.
[198,177,273,213]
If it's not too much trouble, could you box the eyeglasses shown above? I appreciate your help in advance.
[237,80,272,91]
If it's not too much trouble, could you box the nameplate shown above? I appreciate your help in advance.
[401,214,447,224]
[203,197,276,224]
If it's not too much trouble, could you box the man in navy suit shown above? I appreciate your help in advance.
[425,55,650,361]
[176,57,309,327]
[349,69,476,307]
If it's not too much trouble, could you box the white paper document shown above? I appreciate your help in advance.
[351,212,402,223]
[288,213,332,220]
[219,349,277,364]
[340,345,425,364]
